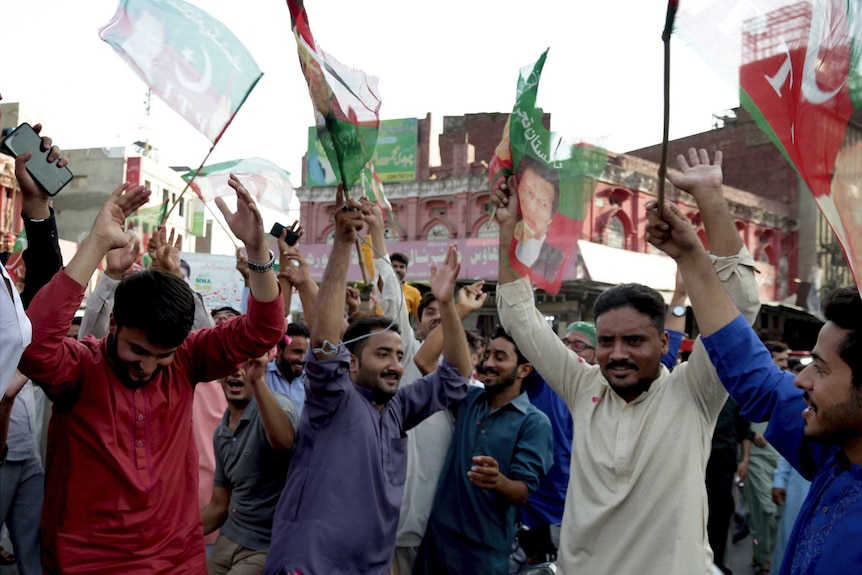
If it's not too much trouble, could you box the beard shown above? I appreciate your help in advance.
[483,365,519,395]
[803,391,862,444]
[108,335,161,388]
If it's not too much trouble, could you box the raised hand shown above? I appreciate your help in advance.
[490,175,520,230]
[236,248,250,285]
[277,247,311,288]
[277,220,304,256]
[149,225,183,278]
[216,174,266,250]
[90,183,151,253]
[345,285,361,315]
[667,148,723,197]
[15,123,69,219]
[456,280,488,318]
[105,234,141,280]
[333,182,364,244]
[645,200,703,261]
[429,244,461,305]
[360,197,385,233]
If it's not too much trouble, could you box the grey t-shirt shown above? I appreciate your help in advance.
[213,392,298,551]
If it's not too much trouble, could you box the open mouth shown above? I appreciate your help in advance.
[226,379,244,392]
[802,395,817,418]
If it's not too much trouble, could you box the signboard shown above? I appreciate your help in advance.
[306,118,418,186]
[180,253,245,312]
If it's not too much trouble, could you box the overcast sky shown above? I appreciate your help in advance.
[3,0,737,188]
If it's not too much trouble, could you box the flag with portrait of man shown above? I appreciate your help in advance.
[490,50,608,294]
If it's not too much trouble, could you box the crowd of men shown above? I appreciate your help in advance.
[1,102,860,575]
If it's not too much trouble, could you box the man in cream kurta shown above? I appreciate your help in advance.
[493,148,761,574]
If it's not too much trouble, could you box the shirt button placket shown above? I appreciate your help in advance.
[133,392,148,475]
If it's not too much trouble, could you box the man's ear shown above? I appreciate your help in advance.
[517,362,533,382]
[109,313,117,336]
[661,330,670,356]
[349,352,359,374]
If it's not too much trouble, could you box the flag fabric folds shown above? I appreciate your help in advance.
[677,0,862,291]
[360,161,392,215]
[491,50,608,295]
[129,200,169,231]
[287,0,381,189]
[99,0,263,144]
[182,157,295,212]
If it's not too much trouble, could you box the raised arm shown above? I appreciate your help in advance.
[429,245,473,377]
[246,355,297,450]
[215,174,279,305]
[79,238,142,340]
[414,281,487,375]
[18,125,67,308]
[492,175,523,286]
[310,184,364,357]
[667,149,759,323]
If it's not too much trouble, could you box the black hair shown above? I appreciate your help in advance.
[113,269,195,348]
[764,340,790,355]
[515,154,561,215]
[71,316,83,326]
[287,322,311,338]
[418,292,438,321]
[465,329,483,355]
[180,259,191,278]
[594,283,666,333]
[343,316,400,357]
[489,325,529,365]
[390,252,409,266]
[822,287,862,389]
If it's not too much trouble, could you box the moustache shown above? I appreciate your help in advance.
[606,361,638,371]
[381,370,400,379]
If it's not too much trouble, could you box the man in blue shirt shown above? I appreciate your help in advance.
[416,326,554,574]
[264,322,309,413]
[645,189,862,575]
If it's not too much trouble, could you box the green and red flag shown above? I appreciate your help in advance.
[287,0,381,189]
[128,200,169,231]
[182,157,295,212]
[360,160,392,215]
[491,50,608,294]
[677,0,862,291]
[99,0,263,144]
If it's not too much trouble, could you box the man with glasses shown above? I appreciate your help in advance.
[562,322,597,364]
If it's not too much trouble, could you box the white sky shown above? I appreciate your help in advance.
[3,0,738,188]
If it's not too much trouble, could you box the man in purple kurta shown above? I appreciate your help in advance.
[263,189,472,575]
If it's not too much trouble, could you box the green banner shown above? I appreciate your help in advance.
[306,118,418,186]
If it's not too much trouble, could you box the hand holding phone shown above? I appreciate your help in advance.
[270,222,301,246]
[1,123,73,196]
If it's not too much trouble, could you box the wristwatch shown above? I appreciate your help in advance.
[246,250,276,273]
[671,305,686,317]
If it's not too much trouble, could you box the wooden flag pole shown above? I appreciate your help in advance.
[657,0,679,213]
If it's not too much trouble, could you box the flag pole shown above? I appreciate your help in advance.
[161,144,217,225]
[657,0,679,213]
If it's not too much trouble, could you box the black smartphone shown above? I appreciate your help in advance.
[270,222,300,246]
[0,123,73,196]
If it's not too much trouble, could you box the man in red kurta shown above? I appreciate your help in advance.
[19,176,284,574]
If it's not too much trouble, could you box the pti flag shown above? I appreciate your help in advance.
[677,0,862,291]
[99,0,263,144]
[129,200,169,230]
[2,229,27,285]
[183,157,295,212]
[491,50,608,294]
[287,0,381,188]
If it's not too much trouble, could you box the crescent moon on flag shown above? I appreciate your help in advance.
[175,48,213,93]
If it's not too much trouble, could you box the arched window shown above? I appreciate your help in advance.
[427,223,450,240]
[477,219,499,238]
[604,216,626,249]
[383,227,400,241]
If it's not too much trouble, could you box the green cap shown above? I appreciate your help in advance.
[565,321,596,346]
